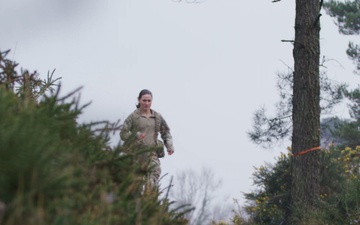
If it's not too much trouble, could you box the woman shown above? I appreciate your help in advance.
[120,89,174,192]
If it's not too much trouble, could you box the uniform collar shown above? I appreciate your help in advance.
[134,108,155,118]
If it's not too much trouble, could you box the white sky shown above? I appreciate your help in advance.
[1,0,359,209]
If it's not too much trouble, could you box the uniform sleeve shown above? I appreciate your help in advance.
[159,114,174,152]
[120,114,133,141]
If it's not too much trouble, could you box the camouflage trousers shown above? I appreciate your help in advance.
[137,152,161,193]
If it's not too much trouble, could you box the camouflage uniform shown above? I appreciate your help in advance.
[120,108,174,191]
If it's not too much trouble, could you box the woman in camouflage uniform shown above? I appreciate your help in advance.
[120,89,174,193]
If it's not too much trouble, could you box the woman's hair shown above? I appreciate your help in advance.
[136,89,153,108]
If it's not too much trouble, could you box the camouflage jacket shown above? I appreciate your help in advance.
[120,108,174,152]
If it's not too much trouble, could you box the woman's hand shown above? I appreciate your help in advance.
[136,132,146,139]
[167,150,174,155]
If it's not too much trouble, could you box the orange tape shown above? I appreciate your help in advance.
[293,146,321,157]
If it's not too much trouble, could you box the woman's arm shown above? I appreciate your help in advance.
[159,114,175,154]
[120,115,133,141]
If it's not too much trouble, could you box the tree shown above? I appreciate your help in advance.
[289,0,322,222]
[249,0,323,223]
[322,0,360,151]
[250,0,323,222]
[324,0,360,74]
[248,66,345,148]
[248,1,360,222]
[242,145,360,225]
[170,167,225,225]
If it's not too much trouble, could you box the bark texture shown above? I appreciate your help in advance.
[290,0,321,222]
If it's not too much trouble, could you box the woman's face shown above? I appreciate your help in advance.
[138,94,152,110]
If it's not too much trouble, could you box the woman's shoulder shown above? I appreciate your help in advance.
[126,109,141,119]
[134,108,143,115]
[151,109,162,117]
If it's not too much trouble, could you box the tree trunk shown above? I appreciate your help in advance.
[289,0,321,223]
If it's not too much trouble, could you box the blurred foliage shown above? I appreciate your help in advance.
[321,88,360,149]
[0,49,188,225]
[323,0,360,35]
[324,0,360,73]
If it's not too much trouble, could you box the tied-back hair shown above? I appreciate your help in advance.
[136,89,153,108]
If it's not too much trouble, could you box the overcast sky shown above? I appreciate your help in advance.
[1,0,359,209]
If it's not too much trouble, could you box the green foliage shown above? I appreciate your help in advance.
[324,0,360,35]
[242,152,291,225]
[0,49,188,225]
[237,145,360,225]
[324,0,360,73]
[316,147,360,225]
[346,42,360,72]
